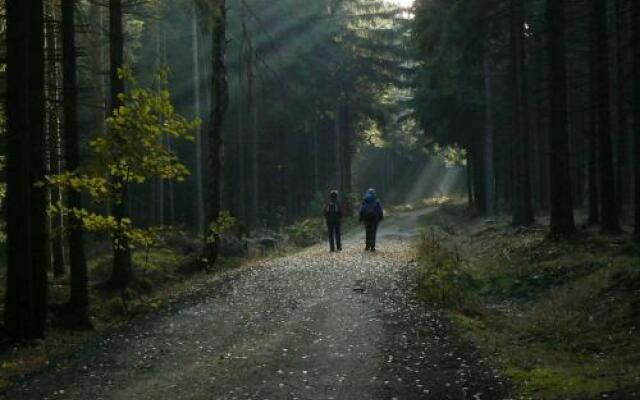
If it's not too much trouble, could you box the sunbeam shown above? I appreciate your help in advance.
[386,0,414,8]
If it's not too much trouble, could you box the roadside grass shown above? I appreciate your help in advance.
[415,205,640,399]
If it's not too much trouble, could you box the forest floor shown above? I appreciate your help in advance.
[415,204,640,400]
[0,207,510,400]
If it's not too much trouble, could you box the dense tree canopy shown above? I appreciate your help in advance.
[411,0,638,236]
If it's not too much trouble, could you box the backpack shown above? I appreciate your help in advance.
[325,201,340,217]
[362,201,378,220]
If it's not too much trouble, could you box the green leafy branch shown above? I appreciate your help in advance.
[46,66,199,252]
[205,211,237,246]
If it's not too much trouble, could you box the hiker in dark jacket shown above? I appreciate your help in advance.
[359,188,383,251]
[323,190,343,252]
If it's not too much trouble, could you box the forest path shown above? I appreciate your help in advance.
[2,208,509,400]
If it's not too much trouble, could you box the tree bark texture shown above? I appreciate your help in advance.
[193,12,205,236]
[108,0,133,289]
[62,0,91,327]
[204,0,228,265]
[547,0,576,235]
[483,54,495,215]
[45,3,66,278]
[632,0,640,237]
[591,0,620,232]
[510,0,534,226]
[5,0,49,339]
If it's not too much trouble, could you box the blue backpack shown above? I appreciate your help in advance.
[362,201,377,219]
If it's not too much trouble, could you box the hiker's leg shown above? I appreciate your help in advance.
[336,222,342,250]
[364,223,370,250]
[371,222,378,250]
[365,222,373,250]
[327,221,335,251]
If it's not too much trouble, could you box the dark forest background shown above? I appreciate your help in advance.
[0,0,638,342]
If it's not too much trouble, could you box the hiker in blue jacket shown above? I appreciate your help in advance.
[359,188,383,251]
[323,190,343,252]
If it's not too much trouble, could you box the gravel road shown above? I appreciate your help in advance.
[1,209,510,400]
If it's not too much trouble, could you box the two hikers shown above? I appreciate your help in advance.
[323,189,384,252]
[359,188,383,251]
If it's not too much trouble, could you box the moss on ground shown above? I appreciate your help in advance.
[416,205,640,400]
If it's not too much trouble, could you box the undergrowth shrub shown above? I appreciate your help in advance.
[105,296,127,316]
[520,282,597,345]
[287,219,324,247]
[416,231,477,306]
[416,205,640,399]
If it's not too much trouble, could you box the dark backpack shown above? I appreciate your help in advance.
[362,201,377,220]
[325,201,340,218]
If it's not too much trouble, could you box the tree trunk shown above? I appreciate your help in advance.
[61,0,91,328]
[570,118,584,207]
[154,24,165,226]
[632,0,640,238]
[192,11,205,235]
[249,48,259,228]
[466,149,475,207]
[88,2,107,149]
[161,31,175,225]
[587,20,600,226]
[340,104,353,215]
[615,0,629,216]
[236,63,247,224]
[235,3,247,224]
[238,3,259,227]
[5,0,48,339]
[592,0,620,232]
[483,54,495,215]
[510,0,534,226]
[547,0,575,236]
[313,118,319,194]
[531,100,544,210]
[167,136,176,224]
[108,0,133,289]
[203,0,228,265]
[471,136,485,213]
[538,111,550,211]
[587,127,600,225]
[44,3,66,278]
[334,104,342,191]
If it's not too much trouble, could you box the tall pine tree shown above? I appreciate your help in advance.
[591,0,620,232]
[108,0,133,289]
[633,0,640,239]
[5,0,49,339]
[62,0,91,328]
[510,0,534,226]
[547,0,575,236]
[200,0,228,266]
